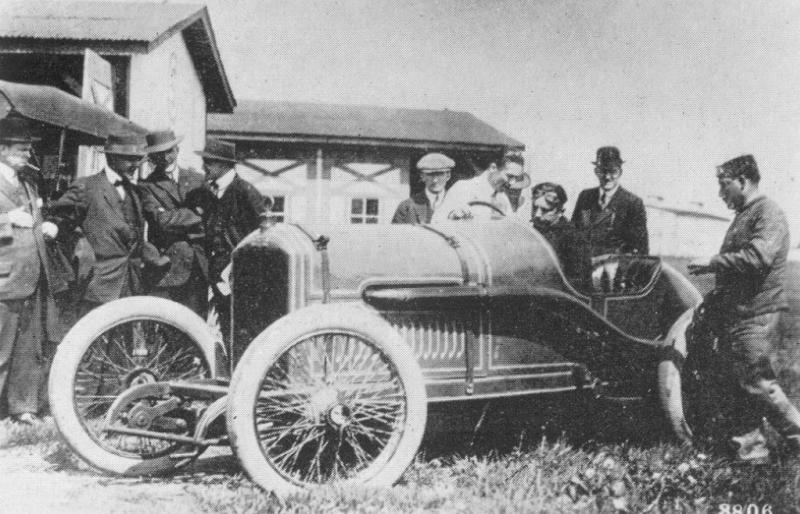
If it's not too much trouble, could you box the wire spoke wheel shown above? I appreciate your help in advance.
[49,297,217,475]
[75,319,210,458]
[255,333,406,484]
[228,305,426,495]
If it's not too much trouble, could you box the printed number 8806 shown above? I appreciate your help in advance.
[717,505,772,514]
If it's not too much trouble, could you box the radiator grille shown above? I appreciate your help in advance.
[386,313,471,367]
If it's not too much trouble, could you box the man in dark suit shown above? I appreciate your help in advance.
[49,133,150,315]
[392,152,453,224]
[0,117,64,424]
[141,129,208,317]
[572,146,649,257]
[187,139,266,339]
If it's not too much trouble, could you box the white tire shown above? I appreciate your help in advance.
[49,296,216,475]
[227,304,427,495]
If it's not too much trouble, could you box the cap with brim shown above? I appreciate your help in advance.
[146,129,184,153]
[100,133,148,157]
[195,138,238,163]
[0,117,41,143]
[417,152,455,172]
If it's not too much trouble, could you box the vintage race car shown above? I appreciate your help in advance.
[49,219,703,495]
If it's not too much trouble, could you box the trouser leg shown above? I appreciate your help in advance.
[6,284,45,416]
[726,312,800,452]
[0,300,22,418]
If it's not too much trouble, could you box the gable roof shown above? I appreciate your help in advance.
[0,1,235,113]
[208,100,525,151]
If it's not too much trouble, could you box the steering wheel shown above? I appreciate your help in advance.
[466,200,506,218]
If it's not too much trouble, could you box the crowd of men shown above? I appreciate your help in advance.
[392,146,800,462]
[1,113,799,463]
[0,117,264,425]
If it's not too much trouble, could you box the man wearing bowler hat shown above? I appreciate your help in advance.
[49,133,153,314]
[0,117,63,424]
[572,146,648,257]
[186,138,266,338]
[141,129,208,317]
[689,155,800,462]
[392,152,453,224]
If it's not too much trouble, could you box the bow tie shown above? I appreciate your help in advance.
[208,179,219,191]
[113,179,131,188]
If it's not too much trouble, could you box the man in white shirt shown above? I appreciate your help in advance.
[431,152,530,223]
[392,152,453,224]
[0,117,60,424]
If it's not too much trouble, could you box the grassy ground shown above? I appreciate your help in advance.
[3,404,799,513]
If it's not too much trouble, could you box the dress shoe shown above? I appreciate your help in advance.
[11,412,42,426]
[731,428,770,464]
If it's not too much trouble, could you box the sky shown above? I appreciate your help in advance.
[80,0,800,237]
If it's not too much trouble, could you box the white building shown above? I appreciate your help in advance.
[645,196,730,258]
[208,100,525,225]
[0,1,235,171]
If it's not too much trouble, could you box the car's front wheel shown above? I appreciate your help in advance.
[227,304,427,495]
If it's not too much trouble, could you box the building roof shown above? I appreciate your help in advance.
[645,196,729,222]
[208,100,525,151]
[0,79,146,138]
[0,1,235,113]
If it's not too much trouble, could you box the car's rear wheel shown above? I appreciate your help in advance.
[49,297,216,475]
[227,304,427,495]
[658,309,737,445]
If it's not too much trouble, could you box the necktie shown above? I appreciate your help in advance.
[209,179,219,194]
[432,193,440,211]
[113,179,131,200]
[599,191,607,209]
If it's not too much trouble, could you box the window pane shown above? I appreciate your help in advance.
[351,199,363,214]
[365,217,378,224]
[351,217,363,224]
[366,198,379,215]
[275,216,285,222]
[272,196,285,212]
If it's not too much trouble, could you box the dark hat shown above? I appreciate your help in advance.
[0,116,40,144]
[146,129,183,153]
[416,152,455,172]
[717,154,758,180]
[100,133,148,156]
[592,146,624,167]
[195,138,237,163]
[532,182,567,206]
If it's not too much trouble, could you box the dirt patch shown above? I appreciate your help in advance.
[0,443,241,513]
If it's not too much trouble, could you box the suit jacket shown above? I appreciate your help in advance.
[392,191,433,224]
[533,215,591,290]
[0,173,50,301]
[48,172,147,303]
[572,186,649,257]
[141,167,208,286]
[193,174,265,283]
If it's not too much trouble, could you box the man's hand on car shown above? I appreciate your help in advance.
[688,256,715,275]
[8,207,33,228]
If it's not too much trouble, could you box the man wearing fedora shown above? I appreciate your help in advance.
[141,129,208,317]
[0,117,64,424]
[392,152,453,224]
[48,133,153,314]
[689,155,800,462]
[187,138,266,338]
[431,152,531,223]
[572,146,648,257]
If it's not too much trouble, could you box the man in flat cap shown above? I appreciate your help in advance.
[689,155,800,462]
[49,133,151,315]
[431,151,530,223]
[0,117,63,424]
[572,147,648,257]
[187,138,266,338]
[392,152,453,224]
[141,129,208,317]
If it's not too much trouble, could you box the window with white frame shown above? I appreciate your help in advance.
[350,198,379,224]
[268,195,286,222]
